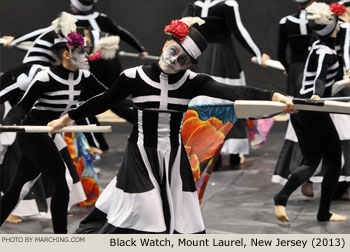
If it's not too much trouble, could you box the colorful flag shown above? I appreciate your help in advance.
[182,103,237,204]
[65,132,100,206]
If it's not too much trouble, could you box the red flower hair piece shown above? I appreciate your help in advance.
[66,31,84,49]
[164,20,189,43]
[330,3,346,16]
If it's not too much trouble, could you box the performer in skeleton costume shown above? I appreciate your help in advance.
[182,0,270,166]
[48,18,294,234]
[70,0,149,149]
[0,11,120,158]
[0,30,107,233]
[274,2,347,223]
[70,0,148,85]
[272,0,315,189]
[273,0,350,201]
[0,12,90,224]
[2,0,147,148]
[311,0,350,200]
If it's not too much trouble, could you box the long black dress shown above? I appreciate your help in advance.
[71,63,274,234]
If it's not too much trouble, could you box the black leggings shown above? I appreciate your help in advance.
[274,111,341,221]
[0,133,69,233]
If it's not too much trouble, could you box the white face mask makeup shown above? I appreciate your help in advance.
[69,47,89,70]
[159,40,192,74]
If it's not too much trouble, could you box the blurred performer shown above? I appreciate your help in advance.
[273,0,350,201]
[272,0,315,187]
[0,29,107,233]
[313,0,350,200]
[2,0,149,149]
[0,13,88,224]
[274,2,347,223]
[182,0,270,167]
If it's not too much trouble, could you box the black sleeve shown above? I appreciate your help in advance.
[2,80,45,125]
[277,21,289,73]
[100,16,146,53]
[0,83,24,103]
[191,74,274,101]
[224,3,262,60]
[68,72,133,120]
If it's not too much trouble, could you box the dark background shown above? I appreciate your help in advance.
[0,0,336,93]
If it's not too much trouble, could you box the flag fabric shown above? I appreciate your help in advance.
[65,132,100,206]
[246,118,275,149]
[182,103,237,204]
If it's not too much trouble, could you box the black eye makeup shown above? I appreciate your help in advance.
[74,48,86,55]
[168,46,179,56]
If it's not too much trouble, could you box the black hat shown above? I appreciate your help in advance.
[164,18,207,64]
[70,0,97,12]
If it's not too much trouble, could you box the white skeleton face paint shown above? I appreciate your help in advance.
[159,40,192,74]
[69,47,89,70]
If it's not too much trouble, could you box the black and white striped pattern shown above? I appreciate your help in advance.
[299,39,340,97]
[21,27,57,66]
[278,9,313,70]
[67,63,273,233]
[194,0,262,63]
[3,65,106,126]
[0,65,46,102]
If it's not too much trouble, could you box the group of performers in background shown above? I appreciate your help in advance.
[0,0,349,233]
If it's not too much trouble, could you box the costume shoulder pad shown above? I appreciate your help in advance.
[122,67,138,79]
[81,69,91,78]
[34,69,50,82]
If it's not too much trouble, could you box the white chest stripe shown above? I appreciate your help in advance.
[195,0,226,18]
[344,25,350,70]
[47,70,83,85]
[132,95,190,105]
[136,67,190,90]
[299,10,308,35]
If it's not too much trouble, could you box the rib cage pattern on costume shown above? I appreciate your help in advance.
[300,40,339,97]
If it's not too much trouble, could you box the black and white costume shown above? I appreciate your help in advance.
[0,49,87,220]
[70,63,274,234]
[277,7,313,96]
[272,3,313,184]
[72,5,148,148]
[273,7,350,193]
[0,25,102,218]
[74,10,146,86]
[183,0,264,158]
[274,34,344,221]
[0,65,106,233]
[310,13,350,195]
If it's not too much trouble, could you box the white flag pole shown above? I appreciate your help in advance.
[0,125,112,133]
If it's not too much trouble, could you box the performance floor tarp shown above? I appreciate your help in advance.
[1,121,349,234]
